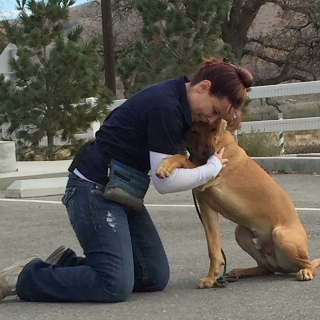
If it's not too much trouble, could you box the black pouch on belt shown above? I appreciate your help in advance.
[104,159,150,211]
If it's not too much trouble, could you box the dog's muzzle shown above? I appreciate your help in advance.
[202,147,214,159]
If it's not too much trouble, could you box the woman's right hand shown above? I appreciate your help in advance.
[213,147,229,168]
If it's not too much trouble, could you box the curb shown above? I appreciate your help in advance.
[253,157,320,174]
[5,177,68,198]
[0,171,69,190]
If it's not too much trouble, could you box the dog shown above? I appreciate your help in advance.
[156,119,320,289]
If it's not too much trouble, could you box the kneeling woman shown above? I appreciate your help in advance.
[0,57,253,302]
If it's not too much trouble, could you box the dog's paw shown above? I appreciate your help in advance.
[156,159,176,178]
[155,166,170,178]
[227,266,271,277]
[195,277,216,289]
[297,268,314,281]
[226,268,245,277]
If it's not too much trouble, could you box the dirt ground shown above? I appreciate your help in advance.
[284,130,320,154]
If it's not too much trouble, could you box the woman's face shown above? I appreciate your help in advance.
[186,81,233,124]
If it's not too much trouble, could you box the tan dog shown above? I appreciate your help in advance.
[156,119,320,289]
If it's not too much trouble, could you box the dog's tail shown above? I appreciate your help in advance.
[311,258,320,269]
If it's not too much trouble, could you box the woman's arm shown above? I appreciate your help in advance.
[150,151,222,194]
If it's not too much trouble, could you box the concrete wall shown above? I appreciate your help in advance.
[0,43,17,81]
[0,141,17,173]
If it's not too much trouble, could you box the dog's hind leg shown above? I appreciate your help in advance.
[272,225,316,280]
[227,225,273,278]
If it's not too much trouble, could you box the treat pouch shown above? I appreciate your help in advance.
[104,159,150,210]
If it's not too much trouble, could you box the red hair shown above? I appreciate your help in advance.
[191,57,253,129]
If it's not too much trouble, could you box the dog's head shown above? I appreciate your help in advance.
[183,119,228,165]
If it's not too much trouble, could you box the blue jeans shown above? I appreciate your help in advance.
[17,173,170,302]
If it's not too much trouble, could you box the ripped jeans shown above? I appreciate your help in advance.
[17,173,170,302]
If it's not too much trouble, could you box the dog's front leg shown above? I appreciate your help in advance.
[194,190,225,289]
[156,154,196,178]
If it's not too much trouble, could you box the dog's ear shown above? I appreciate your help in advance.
[216,119,227,132]
[210,118,227,148]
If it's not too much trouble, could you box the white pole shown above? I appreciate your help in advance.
[278,113,285,155]
[233,129,238,143]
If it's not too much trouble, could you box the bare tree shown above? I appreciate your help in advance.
[68,1,320,91]
[222,0,268,60]
[75,0,140,95]
[222,0,320,84]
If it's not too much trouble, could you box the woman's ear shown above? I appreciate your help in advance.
[197,80,211,93]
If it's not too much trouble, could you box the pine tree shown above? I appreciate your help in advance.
[117,0,234,97]
[0,0,114,159]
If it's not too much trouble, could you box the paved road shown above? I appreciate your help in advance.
[0,174,319,320]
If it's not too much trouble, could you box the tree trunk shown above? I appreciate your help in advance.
[101,0,116,94]
[47,133,55,161]
[221,0,268,60]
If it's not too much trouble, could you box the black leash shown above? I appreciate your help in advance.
[192,191,238,288]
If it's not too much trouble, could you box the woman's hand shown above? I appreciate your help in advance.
[214,147,229,168]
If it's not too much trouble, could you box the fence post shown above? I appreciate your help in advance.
[278,113,285,155]
[233,129,238,144]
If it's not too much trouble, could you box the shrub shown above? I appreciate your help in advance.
[237,130,282,157]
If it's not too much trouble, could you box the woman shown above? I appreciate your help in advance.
[0,57,253,302]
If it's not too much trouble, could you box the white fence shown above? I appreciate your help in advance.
[87,80,320,139]
[106,81,320,136]
[239,117,320,134]
[239,80,320,133]
[238,81,320,154]
[2,82,320,148]
[247,80,320,99]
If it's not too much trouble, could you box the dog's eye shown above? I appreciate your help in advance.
[190,129,199,135]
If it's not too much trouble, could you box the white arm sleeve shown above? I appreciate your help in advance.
[150,151,222,194]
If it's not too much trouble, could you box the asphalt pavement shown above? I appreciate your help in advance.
[0,173,320,320]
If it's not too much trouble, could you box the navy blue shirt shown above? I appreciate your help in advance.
[75,75,193,185]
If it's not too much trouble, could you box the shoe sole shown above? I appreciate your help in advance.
[45,245,68,264]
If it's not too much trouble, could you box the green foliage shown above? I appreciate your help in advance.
[15,139,86,161]
[0,0,114,159]
[238,130,282,157]
[0,25,8,54]
[241,94,252,119]
[117,0,233,97]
